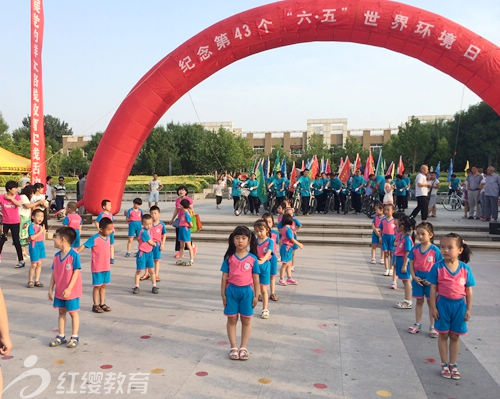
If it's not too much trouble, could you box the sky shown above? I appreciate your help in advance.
[1,0,499,137]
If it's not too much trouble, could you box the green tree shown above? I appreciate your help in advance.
[300,134,331,166]
[332,137,369,168]
[60,148,89,176]
[12,115,73,152]
[83,132,103,161]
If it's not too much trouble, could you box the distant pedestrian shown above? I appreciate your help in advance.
[410,165,431,221]
[148,173,163,208]
[465,167,482,219]
[54,176,67,211]
[481,166,500,221]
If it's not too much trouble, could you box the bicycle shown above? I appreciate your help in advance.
[292,190,301,214]
[442,189,464,211]
[234,188,250,216]
[264,189,276,213]
[342,189,352,215]
[362,194,380,218]
[309,192,317,214]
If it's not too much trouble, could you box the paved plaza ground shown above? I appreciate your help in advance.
[0,199,499,398]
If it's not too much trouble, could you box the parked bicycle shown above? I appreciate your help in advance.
[234,187,250,216]
[442,189,464,211]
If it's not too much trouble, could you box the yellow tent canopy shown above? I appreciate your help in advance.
[0,146,31,173]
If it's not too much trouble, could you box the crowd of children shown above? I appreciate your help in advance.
[371,202,475,380]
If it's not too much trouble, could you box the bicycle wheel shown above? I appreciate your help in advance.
[243,198,250,215]
[310,197,317,213]
[293,197,301,214]
[443,195,460,211]
[234,199,243,216]
[344,197,351,214]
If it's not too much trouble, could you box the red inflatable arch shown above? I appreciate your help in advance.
[83,0,500,214]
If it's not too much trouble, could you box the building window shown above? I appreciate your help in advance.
[253,146,265,153]
[370,145,382,152]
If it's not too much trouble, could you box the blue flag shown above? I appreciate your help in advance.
[435,161,441,179]
[447,159,453,182]
[281,157,287,179]
[264,156,270,178]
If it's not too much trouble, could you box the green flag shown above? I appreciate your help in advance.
[273,152,281,176]
[256,163,268,204]
[250,158,257,174]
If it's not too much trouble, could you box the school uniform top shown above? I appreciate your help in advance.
[297,176,312,197]
[256,238,274,261]
[270,229,280,250]
[220,253,260,287]
[394,234,413,256]
[137,229,154,253]
[126,208,143,222]
[280,226,295,249]
[408,244,442,274]
[0,194,21,224]
[62,213,82,230]
[379,217,396,236]
[372,215,384,229]
[246,179,258,197]
[83,233,111,273]
[232,179,242,197]
[427,260,475,300]
[28,223,44,241]
[52,249,82,300]
[151,222,167,243]
[178,210,192,228]
[274,178,287,197]
[277,218,301,233]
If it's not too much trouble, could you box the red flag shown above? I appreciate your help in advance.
[325,159,331,174]
[339,157,344,172]
[386,161,394,176]
[301,159,305,171]
[397,155,405,175]
[354,153,361,171]
[310,155,319,179]
[364,151,374,180]
[289,161,297,192]
[30,0,46,186]
[339,156,351,184]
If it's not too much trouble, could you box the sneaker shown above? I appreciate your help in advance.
[67,336,79,348]
[278,279,287,286]
[440,363,451,379]
[379,259,384,264]
[429,327,439,338]
[110,258,115,264]
[174,251,180,258]
[125,252,131,257]
[408,323,422,334]
[15,261,25,269]
[383,270,390,276]
[152,286,159,294]
[394,300,412,309]
[132,287,139,295]
[370,258,376,264]
[449,364,461,380]
[286,278,298,285]
[391,282,397,290]
[389,269,394,276]
[261,309,270,319]
[49,335,67,347]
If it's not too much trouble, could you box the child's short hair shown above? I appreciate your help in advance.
[384,203,395,210]
[55,227,76,245]
[442,233,472,263]
[101,199,111,208]
[176,185,188,196]
[375,203,384,211]
[254,219,270,234]
[180,199,190,209]
[150,205,160,213]
[142,214,153,222]
[281,213,294,226]
[31,208,44,218]
[261,212,274,224]
[66,201,77,212]
[33,182,44,191]
[5,180,18,191]
[133,198,143,205]
[385,175,391,180]
[99,218,113,230]
[416,222,435,242]
[451,174,456,178]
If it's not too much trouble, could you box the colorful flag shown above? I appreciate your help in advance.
[264,156,270,178]
[325,159,331,174]
[464,160,469,172]
[339,156,351,184]
[339,157,344,172]
[320,157,325,174]
[281,157,287,179]
[386,161,394,177]
[354,153,361,171]
[306,157,313,170]
[255,163,268,204]
[289,161,297,192]
[397,155,405,175]
[250,158,257,174]
[310,155,319,179]
[363,151,374,180]
[447,159,453,182]
[273,152,281,175]
[435,161,441,179]
[301,159,305,171]
[375,149,384,176]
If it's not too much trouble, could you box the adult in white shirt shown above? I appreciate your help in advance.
[148,173,163,208]
[410,165,432,221]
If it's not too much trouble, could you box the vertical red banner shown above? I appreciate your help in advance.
[30,0,45,186]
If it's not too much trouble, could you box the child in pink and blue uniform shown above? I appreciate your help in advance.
[392,215,414,306]
[27,209,46,288]
[262,212,279,302]
[133,214,158,295]
[378,204,396,276]
[254,220,274,320]
[96,199,115,264]
[175,199,194,266]
[150,206,167,281]
[221,226,260,361]
[79,218,114,313]
[48,227,82,348]
[125,198,143,257]
[370,203,384,264]
[428,233,475,380]
[278,213,303,286]
[408,222,443,337]
[62,202,82,248]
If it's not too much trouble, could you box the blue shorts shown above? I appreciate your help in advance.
[178,226,191,242]
[270,254,278,276]
[224,284,254,318]
[152,243,162,260]
[71,230,80,248]
[280,245,293,263]
[259,261,271,285]
[128,221,142,237]
[412,271,431,298]
[92,271,111,286]
[29,241,46,262]
[382,234,395,252]
[149,192,160,203]
[395,256,411,280]
[110,232,115,245]
[53,297,80,313]
[435,296,468,335]
[136,250,154,270]
[371,232,380,245]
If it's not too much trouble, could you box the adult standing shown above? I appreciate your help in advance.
[296,169,312,216]
[54,176,67,211]
[481,166,500,222]
[410,165,432,221]
[350,169,366,213]
[148,173,163,208]
[465,167,482,219]
[170,185,196,259]
[46,175,55,213]
[402,172,411,210]
[230,173,242,211]
[0,181,25,268]
[427,171,440,218]
[246,173,260,215]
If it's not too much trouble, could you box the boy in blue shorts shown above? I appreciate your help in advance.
[96,199,115,264]
[140,206,167,282]
[125,198,143,257]
[48,227,82,348]
[133,214,158,295]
